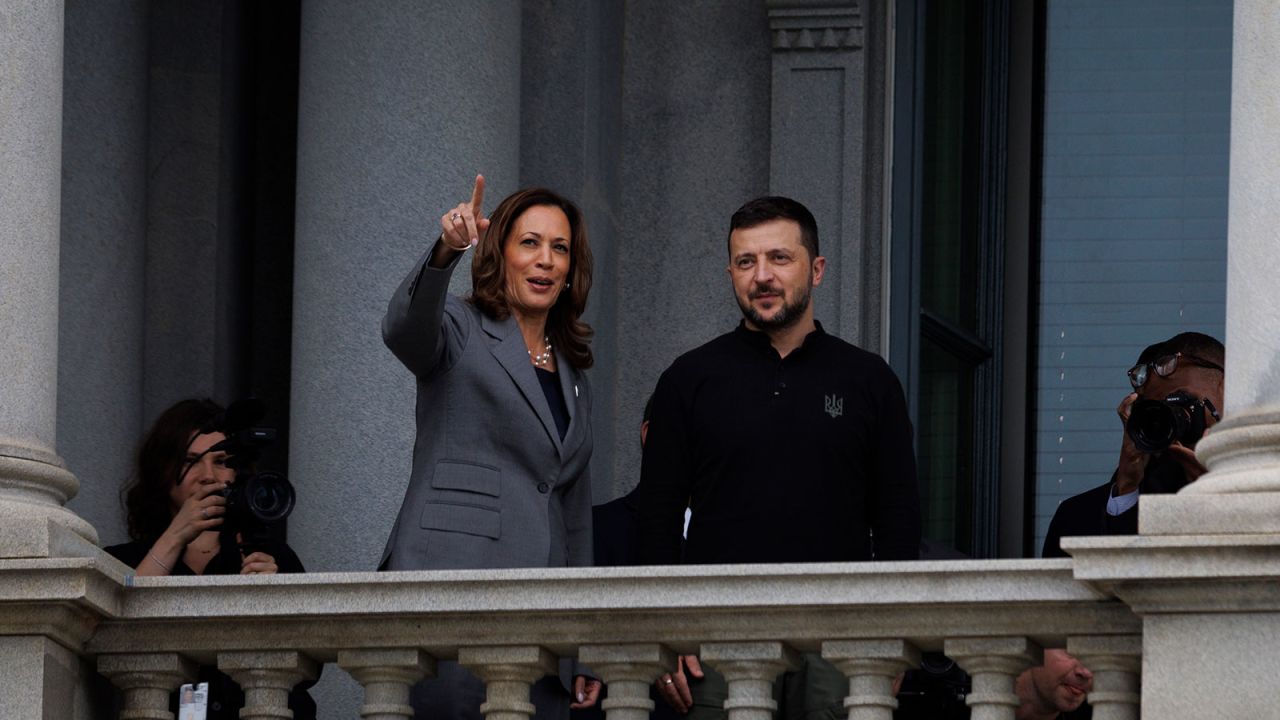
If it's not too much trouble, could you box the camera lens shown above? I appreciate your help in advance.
[244,472,295,522]
[1126,399,1183,453]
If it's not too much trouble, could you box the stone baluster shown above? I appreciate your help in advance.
[945,637,1038,720]
[218,651,318,720]
[98,652,196,720]
[338,649,436,720]
[579,643,676,720]
[822,639,921,720]
[701,642,800,720]
[458,646,558,720]
[1067,635,1140,720]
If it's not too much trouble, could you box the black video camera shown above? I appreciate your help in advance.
[209,400,296,556]
[1125,391,1218,454]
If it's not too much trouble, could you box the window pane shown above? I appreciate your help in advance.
[917,337,975,552]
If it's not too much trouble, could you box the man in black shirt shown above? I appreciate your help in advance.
[635,196,921,719]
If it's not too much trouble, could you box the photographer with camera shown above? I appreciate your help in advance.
[105,398,314,719]
[1042,332,1224,557]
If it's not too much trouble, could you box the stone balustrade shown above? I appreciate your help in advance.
[0,555,1142,719]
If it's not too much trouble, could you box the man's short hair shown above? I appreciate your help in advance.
[727,196,819,261]
[1137,331,1224,367]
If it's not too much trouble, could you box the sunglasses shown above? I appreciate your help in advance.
[1127,352,1224,390]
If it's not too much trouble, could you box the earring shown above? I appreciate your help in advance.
[564,281,571,289]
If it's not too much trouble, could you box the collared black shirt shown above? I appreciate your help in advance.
[635,322,921,564]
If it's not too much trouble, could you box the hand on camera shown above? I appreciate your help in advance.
[240,549,278,575]
[1114,393,1149,495]
[166,482,226,545]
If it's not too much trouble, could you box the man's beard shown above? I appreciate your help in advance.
[738,281,812,330]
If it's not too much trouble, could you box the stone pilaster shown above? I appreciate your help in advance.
[821,639,920,720]
[1066,636,1139,720]
[945,637,1038,720]
[764,0,886,349]
[99,653,197,720]
[701,642,800,720]
[0,0,98,558]
[459,645,559,720]
[578,643,676,720]
[338,648,436,720]
[219,651,318,720]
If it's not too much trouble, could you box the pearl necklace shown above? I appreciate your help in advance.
[529,336,553,368]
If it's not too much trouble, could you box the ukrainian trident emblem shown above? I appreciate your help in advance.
[824,394,843,419]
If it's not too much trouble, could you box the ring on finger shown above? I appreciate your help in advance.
[200,508,208,520]
[451,212,461,222]
[663,677,674,685]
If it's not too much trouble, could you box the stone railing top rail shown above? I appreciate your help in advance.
[1,554,1142,662]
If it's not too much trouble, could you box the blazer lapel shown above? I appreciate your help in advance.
[481,313,563,454]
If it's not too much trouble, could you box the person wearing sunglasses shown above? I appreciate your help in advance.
[1043,332,1224,558]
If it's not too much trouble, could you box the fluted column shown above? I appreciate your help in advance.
[701,642,800,720]
[1141,0,1280,536]
[99,653,197,720]
[338,649,436,720]
[1067,636,1140,720]
[821,639,920,720]
[579,643,676,720]
[945,638,1038,720]
[219,651,318,720]
[0,0,98,558]
[459,646,558,720]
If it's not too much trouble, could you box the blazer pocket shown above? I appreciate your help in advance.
[420,502,501,539]
[430,461,501,497]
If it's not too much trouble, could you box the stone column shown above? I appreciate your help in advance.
[219,651,319,720]
[1066,636,1139,720]
[338,649,436,720]
[821,639,920,720]
[701,642,800,720]
[945,638,1038,720]
[57,0,150,546]
[0,0,99,558]
[288,0,522,573]
[99,653,197,720]
[578,643,676,720]
[613,1,771,487]
[458,646,558,720]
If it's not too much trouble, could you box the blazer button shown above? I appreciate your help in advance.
[537,482,550,494]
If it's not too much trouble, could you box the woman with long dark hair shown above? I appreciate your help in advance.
[381,176,598,719]
[105,398,314,719]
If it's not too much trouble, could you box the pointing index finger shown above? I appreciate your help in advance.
[470,174,486,216]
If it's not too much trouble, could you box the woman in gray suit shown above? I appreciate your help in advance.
[382,176,599,720]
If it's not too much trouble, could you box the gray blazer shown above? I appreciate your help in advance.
[380,246,593,571]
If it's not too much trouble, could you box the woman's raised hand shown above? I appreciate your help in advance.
[164,481,226,546]
[440,174,490,251]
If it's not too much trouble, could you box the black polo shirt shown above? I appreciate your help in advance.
[635,322,921,565]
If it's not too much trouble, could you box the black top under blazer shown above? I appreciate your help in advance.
[380,244,593,571]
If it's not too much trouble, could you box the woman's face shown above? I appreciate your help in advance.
[502,204,572,320]
[169,431,233,514]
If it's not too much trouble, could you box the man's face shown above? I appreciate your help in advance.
[1027,650,1093,714]
[1139,356,1225,415]
[727,218,825,331]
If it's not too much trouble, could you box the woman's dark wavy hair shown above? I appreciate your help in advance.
[123,398,224,541]
[469,187,594,369]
